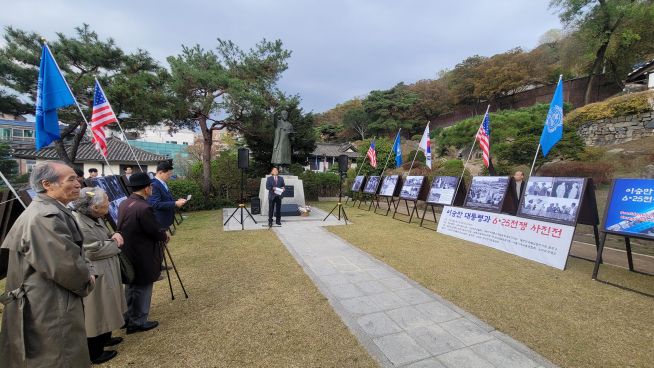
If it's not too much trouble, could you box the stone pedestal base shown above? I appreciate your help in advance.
[258,175,306,217]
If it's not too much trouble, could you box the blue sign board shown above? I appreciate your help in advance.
[603,178,654,239]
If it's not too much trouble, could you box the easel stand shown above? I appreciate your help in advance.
[366,194,380,212]
[392,199,420,223]
[350,191,363,207]
[324,175,349,224]
[592,233,637,279]
[419,203,440,231]
[223,170,257,230]
[375,196,397,216]
[357,193,371,209]
[161,242,189,300]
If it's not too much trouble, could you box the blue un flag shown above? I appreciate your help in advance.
[35,44,75,150]
[392,131,402,167]
[539,76,564,157]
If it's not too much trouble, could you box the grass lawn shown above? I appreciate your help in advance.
[1,210,378,368]
[317,202,654,368]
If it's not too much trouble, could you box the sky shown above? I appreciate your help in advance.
[1,0,562,114]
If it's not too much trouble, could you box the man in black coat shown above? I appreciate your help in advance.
[117,172,168,334]
[265,167,285,227]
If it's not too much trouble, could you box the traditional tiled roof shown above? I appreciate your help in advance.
[13,136,169,163]
[310,142,360,158]
[626,59,654,83]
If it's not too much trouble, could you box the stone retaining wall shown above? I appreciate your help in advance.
[576,111,654,146]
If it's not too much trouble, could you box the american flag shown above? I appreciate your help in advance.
[476,112,491,168]
[90,80,118,157]
[366,139,377,168]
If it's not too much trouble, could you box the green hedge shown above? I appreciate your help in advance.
[300,171,341,200]
[566,90,654,128]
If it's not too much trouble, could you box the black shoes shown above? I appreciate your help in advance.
[105,336,123,347]
[126,320,159,335]
[92,350,117,364]
[276,222,282,226]
[268,221,273,227]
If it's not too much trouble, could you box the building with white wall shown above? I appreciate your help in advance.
[13,137,169,177]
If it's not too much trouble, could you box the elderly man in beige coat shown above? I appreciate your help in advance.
[0,161,95,368]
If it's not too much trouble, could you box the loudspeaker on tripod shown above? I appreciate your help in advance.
[338,154,348,174]
[238,148,249,169]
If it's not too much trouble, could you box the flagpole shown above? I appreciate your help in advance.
[380,129,401,175]
[41,41,115,176]
[408,123,426,176]
[0,171,27,209]
[455,104,489,198]
[95,78,143,171]
[407,150,419,177]
[528,144,541,177]
[530,74,563,177]
[353,141,371,177]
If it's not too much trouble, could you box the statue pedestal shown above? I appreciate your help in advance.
[258,175,306,217]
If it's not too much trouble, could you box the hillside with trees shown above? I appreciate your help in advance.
[315,0,654,143]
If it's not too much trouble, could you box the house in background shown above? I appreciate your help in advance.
[1,115,40,174]
[625,58,654,91]
[13,136,169,177]
[109,123,198,175]
[306,142,360,172]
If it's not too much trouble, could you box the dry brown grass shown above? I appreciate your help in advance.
[1,211,378,368]
[317,203,654,368]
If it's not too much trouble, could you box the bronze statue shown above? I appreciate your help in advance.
[271,110,293,166]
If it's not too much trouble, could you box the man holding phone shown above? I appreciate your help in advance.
[148,161,187,230]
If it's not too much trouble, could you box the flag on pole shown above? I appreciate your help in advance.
[366,139,377,168]
[540,76,564,157]
[91,80,118,157]
[392,131,402,167]
[418,123,432,169]
[476,112,491,168]
[35,44,76,150]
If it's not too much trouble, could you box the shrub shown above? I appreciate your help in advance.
[300,171,341,200]
[480,160,514,176]
[577,146,606,162]
[168,179,206,211]
[566,90,654,128]
[537,161,614,186]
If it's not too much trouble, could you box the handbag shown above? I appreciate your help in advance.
[118,251,135,284]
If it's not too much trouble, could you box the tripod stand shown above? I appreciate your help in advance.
[223,170,257,230]
[161,241,189,300]
[323,172,349,224]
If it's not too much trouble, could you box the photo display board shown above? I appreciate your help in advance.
[399,176,425,201]
[517,176,586,226]
[464,176,510,213]
[426,176,460,205]
[89,175,129,226]
[379,175,400,197]
[602,178,654,240]
[363,176,381,194]
[351,175,366,192]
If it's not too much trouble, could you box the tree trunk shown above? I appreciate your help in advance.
[584,41,609,105]
[54,140,72,165]
[199,117,213,200]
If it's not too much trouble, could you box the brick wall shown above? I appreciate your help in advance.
[431,75,622,127]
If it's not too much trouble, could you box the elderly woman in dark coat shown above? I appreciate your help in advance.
[72,187,126,365]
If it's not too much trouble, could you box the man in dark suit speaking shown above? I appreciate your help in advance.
[148,161,187,230]
[266,167,285,227]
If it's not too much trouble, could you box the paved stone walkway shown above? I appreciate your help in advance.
[273,221,557,368]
